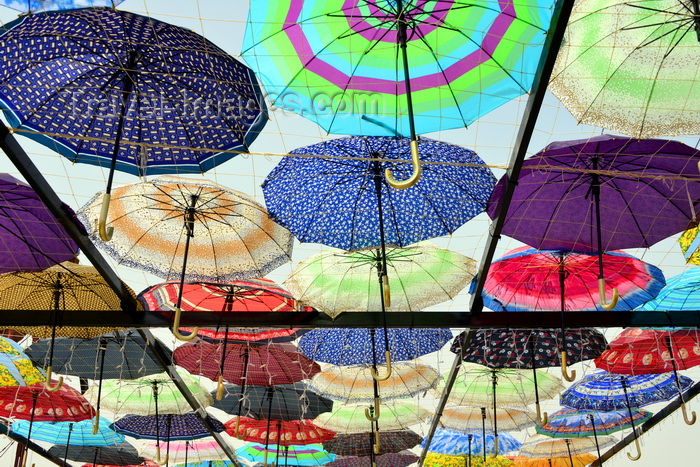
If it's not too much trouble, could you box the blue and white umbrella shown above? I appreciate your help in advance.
[11,417,123,446]
[636,268,700,311]
[0,0,124,13]
[422,429,521,456]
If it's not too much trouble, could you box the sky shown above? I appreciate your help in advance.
[0,0,697,466]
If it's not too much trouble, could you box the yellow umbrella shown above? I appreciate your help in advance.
[512,453,597,467]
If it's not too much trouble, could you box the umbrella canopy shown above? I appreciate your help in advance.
[25,329,170,380]
[0,0,124,14]
[560,371,694,411]
[211,383,333,421]
[636,268,700,311]
[139,439,227,465]
[298,328,452,366]
[481,247,665,311]
[326,452,418,467]
[518,434,616,458]
[11,417,123,446]
[0,173,79,274]
[595,328,700,374]
[314,402,430,433]
[549,0,700,138]
[138,278,308,342]
[0,336,45,386]
[242,2,552,136]
[437,406,536,433]
[535,407,652,438]
[83,371,213,416]
[79,176,293,283]
[0,8,266,176]
[285,242,475,317]
[423,429,522,456]
[307,362,440,403]
[111,413,226,441]
[174,341,321,386]
[49,441,143,465]
[488,135,700,253]
[322,430,422,457]
[512,454,596,467]
[0,382,95,421]
[424,452,514,467]
[452,328,609,369]
[236,443,335,467]
[447,365,564,407]
[262,137,496,250]
[679,225,700,265]
[225,417,335,445]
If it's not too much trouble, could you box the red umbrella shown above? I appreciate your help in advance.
[0,382,94,422]
[595,328,699,425]
[225,417,335,445]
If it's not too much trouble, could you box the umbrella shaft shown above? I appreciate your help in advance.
[396,0,417,141]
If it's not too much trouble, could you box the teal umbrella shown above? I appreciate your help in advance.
[11,417,123,446]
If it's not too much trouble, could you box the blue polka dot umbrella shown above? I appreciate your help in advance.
[0,8,267,241]
[0,0,124,13]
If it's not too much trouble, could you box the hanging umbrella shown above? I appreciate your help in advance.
[0,336,45,386]
[111,413,226,441]
[236,443,335,467]
[211,383,333,421]
[0,173,80,274]
[679,225,700,265]
[0,381,95,421]
[0,8,267,241]
[437,406,536,433]
[535,407,652,438]
[512,454,596,467]
[326,452,418,467]
[138,278,309,343]
[0,260,142,389]
[422,429,522,456]
[79,175,293,340]
[487,135,700,309]
[518,434,616,458]
[549,0,700,138]
[298,328,452,366]
[323,430,422,457]
[171,462,233,467]
[7,326,127,339]
[225,417,335,445]
[139,439,227,465]
[636,268,700,311]
[482,247,665,311]
[314,402,430,434]
[50,441,143,466]
[424,452,515,467]
[0,0,124,13]
[80,461,159,467]
[285,242,476,317]
[11,417,123,446]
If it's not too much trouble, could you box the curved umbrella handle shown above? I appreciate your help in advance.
[155,444,168,465]
[172,307,198,341]
[370,352,392,381]
[98,192,114,242]
[599,278,619,310]
[627,437,642,461]
[561,350,576,382]
[44,366,63,392]
[92,409,100,435]
[382,274,391,308]
[385,140,421,189]
[216,375,225,401]
[365,397,381,422]
[535,402,548,426]
[374,430,381,454]
[682,402,697,425]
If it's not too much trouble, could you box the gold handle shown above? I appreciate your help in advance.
[92,410,100,435]
[44,366,63,392]
[627,437,642,461]
[682,402,697,425]
[561,350,576,382]
[373,430,381,454]
[216,375,225,401]
[364,397,381,422]
[172,307,198,341]
[492,434,499,458]
[535,402,548,426]
[382,274,391,308]
[599,278,619,310]
[98,192,114,241]
[370,351,392,381]
[385,140,421,189]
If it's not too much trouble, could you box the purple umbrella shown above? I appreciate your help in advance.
[0,173,79,273]
[487,135,700,309]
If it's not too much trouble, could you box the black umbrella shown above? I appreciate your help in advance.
[48,441,142,466]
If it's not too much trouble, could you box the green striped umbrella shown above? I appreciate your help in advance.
[314,401,430,433]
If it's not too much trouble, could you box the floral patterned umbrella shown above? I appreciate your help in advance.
[111,413,226,441]
[0,382,95,422]
[0,336,45,386]
[225,417,335,446]
[422,429,522,456]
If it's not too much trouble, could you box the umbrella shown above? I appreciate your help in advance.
[0,8,267,241]
[424,452,515,467]
[314,402,430,434]
[636,268,700,311]
[422,429,522,456]
[481,247,665,312]
[535,407,652,438]
[326,452,418,467]
[225,417,335,445]
[171,462,233,467]
[0,382,95,421]
[285,242,476,317]
[679,225,700,265]
[236,443,335,467]
[298,328,453,366]
[11,417,123,446]
[0,0,124,13]
[139,439,227,465]
[548,0,700,138]
[0,173,79,274]
[322,430,422,457]
[138,278,309,343]
[487,135,700,309]
[79,175,293,340]
[211,383,333,421]
[0,260,142,389]
[0,336,45,386]
[50,441,143,466]
[518,434,616,458]
[80,462,159,467]
[512,454,596,467]
[111,413,226,441]
[437,406,536,433]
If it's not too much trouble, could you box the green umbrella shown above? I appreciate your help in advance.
[314,401,430,434]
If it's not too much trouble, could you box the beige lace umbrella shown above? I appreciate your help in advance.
[314,401,430,434]
[438,406,537,433]
[518,434,617,458]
